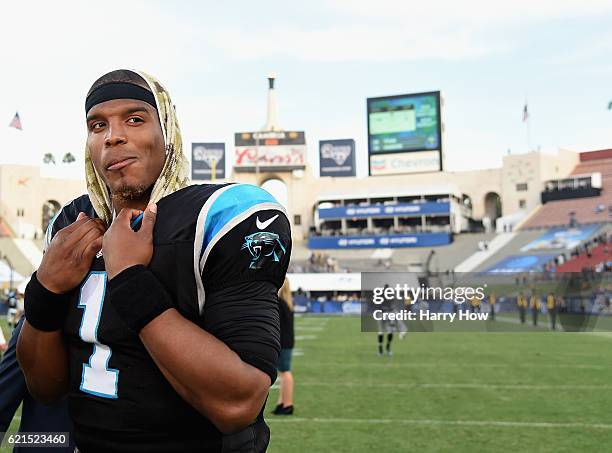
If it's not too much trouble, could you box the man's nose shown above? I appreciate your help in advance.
[104,122,127,147]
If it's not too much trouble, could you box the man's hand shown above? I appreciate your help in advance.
[103,203,157,280]
[37,212,106,294]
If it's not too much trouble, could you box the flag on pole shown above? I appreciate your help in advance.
[522,104,529,122]
[9,112,22,130]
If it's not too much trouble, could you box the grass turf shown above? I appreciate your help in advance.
[265,315,612,452]
[2,316,611,452]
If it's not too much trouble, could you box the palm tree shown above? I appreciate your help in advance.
[43,153,56,164]
[62,152,76,163]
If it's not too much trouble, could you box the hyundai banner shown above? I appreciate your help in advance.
[318,201,450,220]
[308,233,451,249]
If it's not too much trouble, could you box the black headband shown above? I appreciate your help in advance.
[85,82,157,114]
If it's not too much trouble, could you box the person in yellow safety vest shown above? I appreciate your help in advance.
[547,292,557,330]
[530,293,541,326]
[488,293,496,321]
[517,293,528,324]
[470,294,482,313]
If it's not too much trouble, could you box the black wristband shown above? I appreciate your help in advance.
[24,271,73,332]
[107,265,173,333]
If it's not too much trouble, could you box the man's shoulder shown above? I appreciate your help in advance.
[157,183,235,213]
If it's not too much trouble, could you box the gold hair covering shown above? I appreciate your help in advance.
[84,70,190,225]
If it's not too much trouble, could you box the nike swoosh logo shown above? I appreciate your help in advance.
[256,214,279,230]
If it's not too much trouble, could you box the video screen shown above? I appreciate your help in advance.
[368,92,441,154]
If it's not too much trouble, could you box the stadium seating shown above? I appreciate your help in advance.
[521,151,612,229]
[293,232,495,273]
[556,242,612,272]
[0,238,37,278]
[471,229,549,272]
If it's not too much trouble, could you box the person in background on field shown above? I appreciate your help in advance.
[7,292,18,329]
[376,284,396,356]
[470,294,481,313]
[530,293,541,326]
[273,278,295,416]
[517,292,527,324]
[488,292,496,321]
[547,292,557,330]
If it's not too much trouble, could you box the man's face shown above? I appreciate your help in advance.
[86,99,165,200]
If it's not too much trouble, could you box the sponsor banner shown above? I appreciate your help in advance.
[191,143,226,180]
[521,225,599,252]
[308,233,451,249]
[234,131,307,171]
[233,145,306,171]
[342,301,362,314]
[319,139,356,177]
[484,255,556,273]
[235,131,305,146]
[369,150,440,175]
[318,201,450,220]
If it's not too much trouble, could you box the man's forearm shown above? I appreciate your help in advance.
[139,309,269,433]
[16,321,69,404]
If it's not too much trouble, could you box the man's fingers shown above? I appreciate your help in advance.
[139,203,157,236]
[84,236,104,261]
[117,208,144,224]
[77,227,104,259]
[58,212,91,235]
[62,219,105,248]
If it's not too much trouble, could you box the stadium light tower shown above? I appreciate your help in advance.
[262,73,281,132]
[255,73,284,178]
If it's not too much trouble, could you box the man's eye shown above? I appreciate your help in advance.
[91,122,105,130]
[127,117,144,124]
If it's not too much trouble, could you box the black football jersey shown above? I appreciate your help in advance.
[44,183,291,453]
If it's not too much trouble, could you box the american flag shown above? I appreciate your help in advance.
[9,112,22,130]
[522,104,529,122]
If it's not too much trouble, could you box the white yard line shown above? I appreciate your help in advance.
[268,417,612,430]
[293,382,612,390]
[303,361,609,370]
[295,335,318,341]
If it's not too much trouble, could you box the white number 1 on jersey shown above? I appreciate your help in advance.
[77,272,119,399]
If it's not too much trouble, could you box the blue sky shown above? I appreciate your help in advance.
[2,0,612,176]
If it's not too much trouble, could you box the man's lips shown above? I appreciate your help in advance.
[106,157,137,171]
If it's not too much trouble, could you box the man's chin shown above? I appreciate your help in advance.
[111,184,149,202]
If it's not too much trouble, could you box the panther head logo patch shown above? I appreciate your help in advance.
[241,231,286,269]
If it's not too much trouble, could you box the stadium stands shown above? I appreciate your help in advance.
[292,232,495,273]
[521,149,612,229]
[0,238,37,279]
[471,229,548,272]
[556,242,611,272]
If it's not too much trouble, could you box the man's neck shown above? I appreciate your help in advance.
[112,198,150,216]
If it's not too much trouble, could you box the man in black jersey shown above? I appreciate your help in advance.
[17,70,291,453]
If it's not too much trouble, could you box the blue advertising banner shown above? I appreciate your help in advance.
[520,225,599,251]
[484,255,556,273]
[319,139,356,177]
[308,233,451,249]
[318,202,450,219]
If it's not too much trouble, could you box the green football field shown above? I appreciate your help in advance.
[2,316,612,452]
[265,315,612,452]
